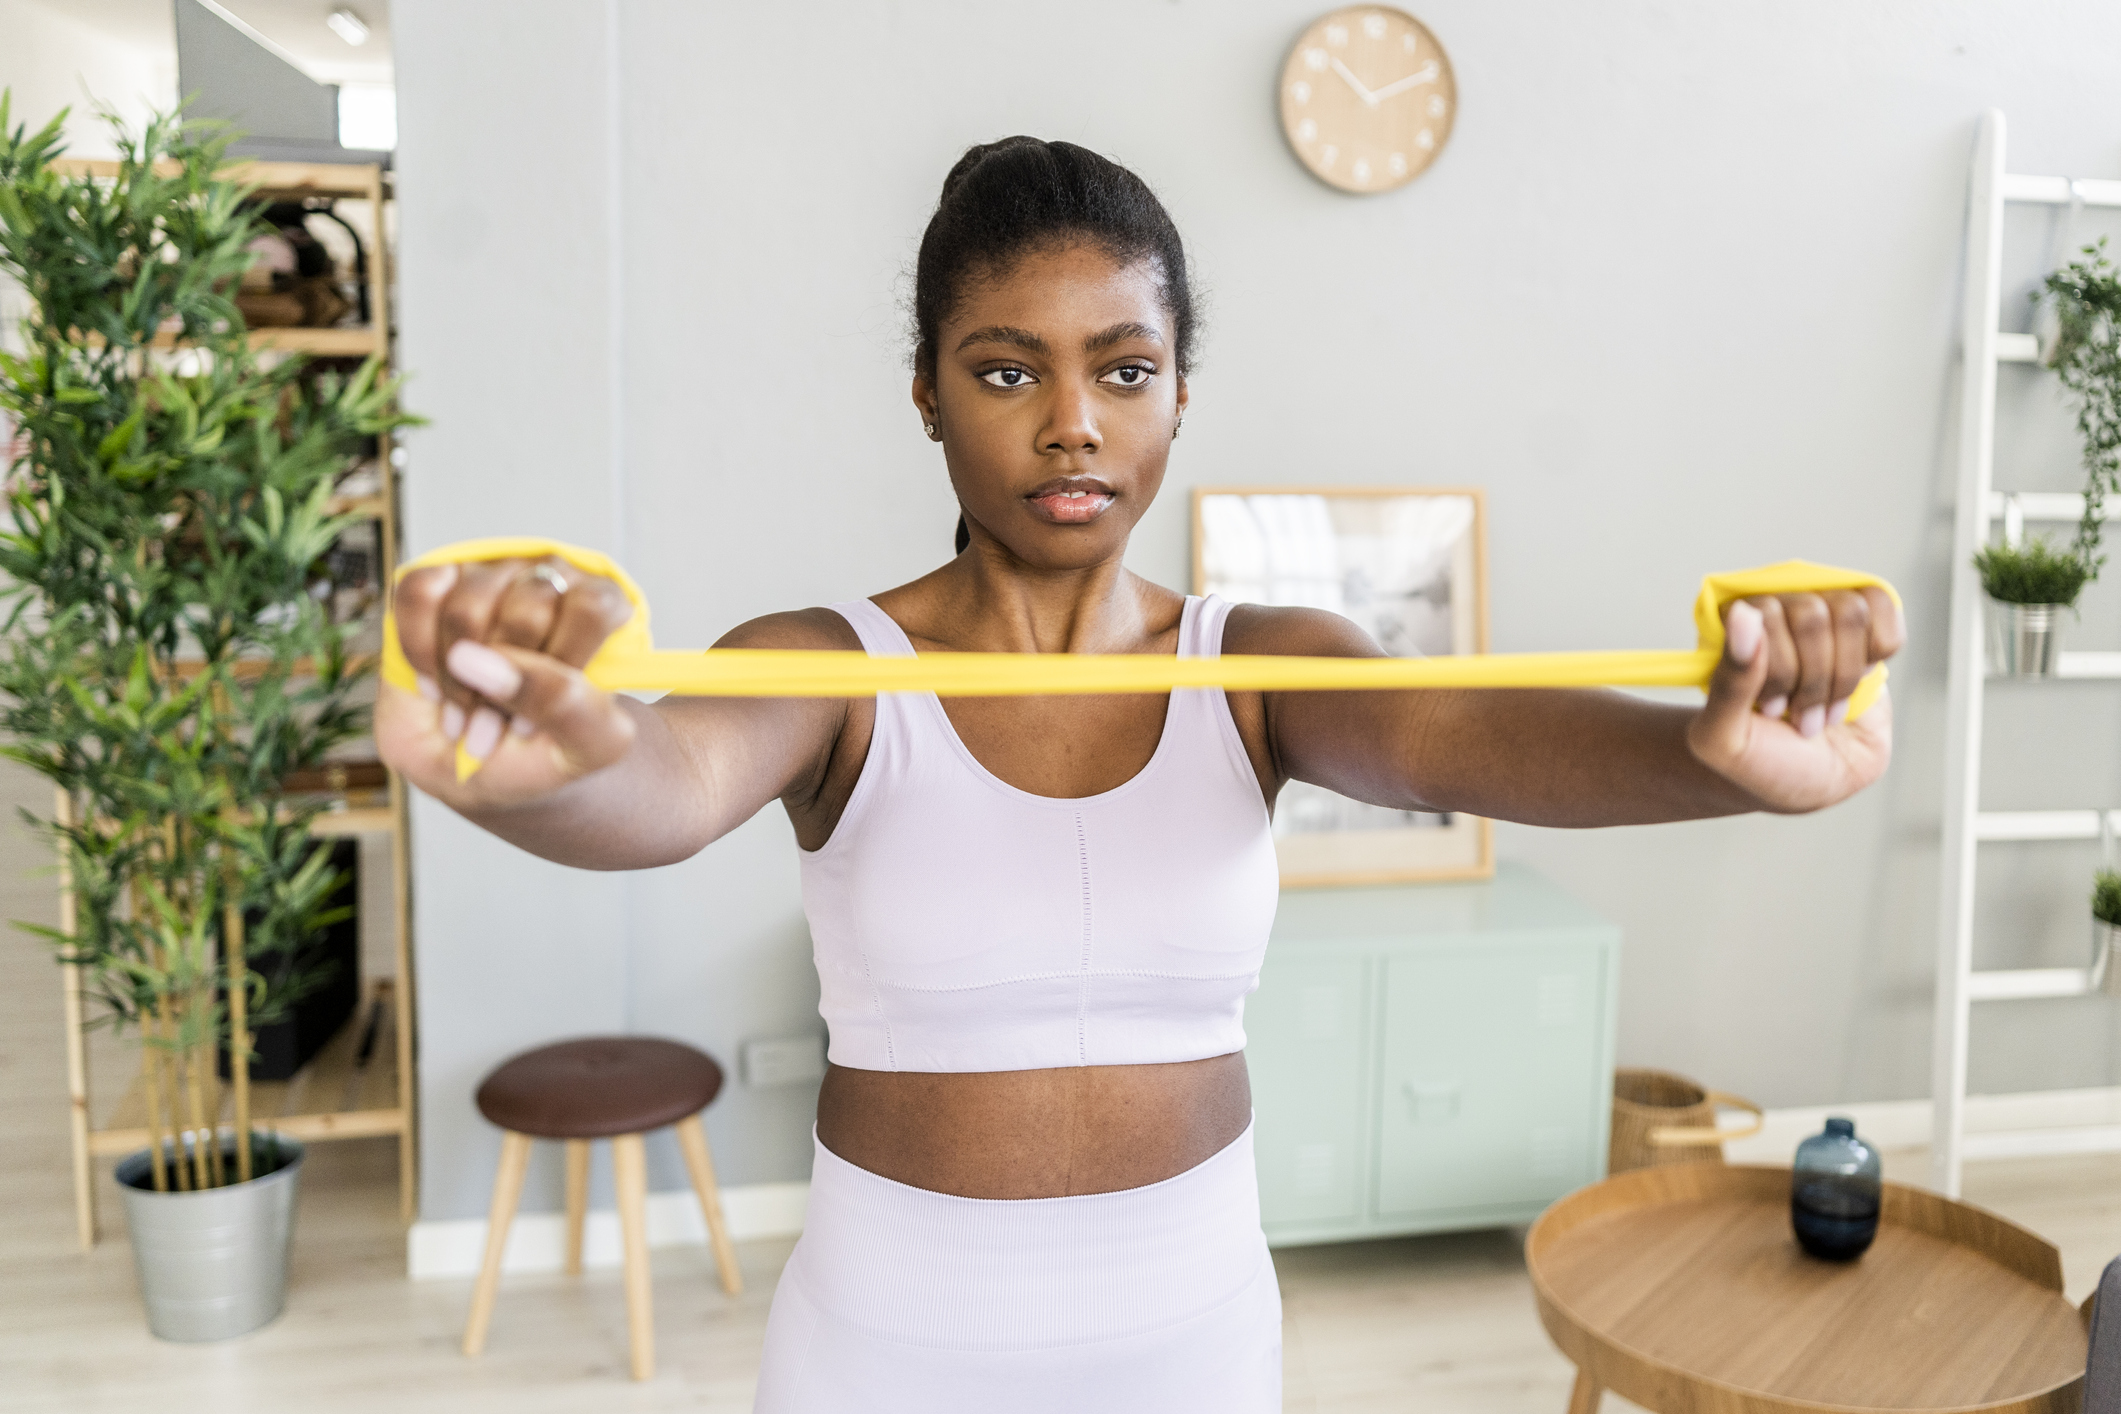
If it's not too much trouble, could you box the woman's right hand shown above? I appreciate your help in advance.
[376,556,641,808]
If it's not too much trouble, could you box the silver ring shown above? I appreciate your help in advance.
[530,562,569,597]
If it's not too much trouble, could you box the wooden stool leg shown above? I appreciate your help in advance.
[611,1132,654,1381]
[563,1139,590,1277]
[676,1115,744,1296]
[1567,1369,1603,1414]
[462,1130,533,1357]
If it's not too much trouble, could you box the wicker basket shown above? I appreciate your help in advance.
[1608,1068,1764,1174]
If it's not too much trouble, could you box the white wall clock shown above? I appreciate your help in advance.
[1278,6,1457,195]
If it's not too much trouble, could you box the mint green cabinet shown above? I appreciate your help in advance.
[1247,954,1371,1226]
[1246,864,1619,1246]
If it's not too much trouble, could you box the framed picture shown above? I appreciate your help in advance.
[1191,486,1494,887]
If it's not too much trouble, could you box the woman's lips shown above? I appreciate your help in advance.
[1027,489,1115,524]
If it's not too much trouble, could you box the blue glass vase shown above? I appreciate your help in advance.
[1791,1117,1881,1260]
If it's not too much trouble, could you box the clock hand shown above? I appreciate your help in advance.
[1327,55,1378,106]
[1367,62,1440,102]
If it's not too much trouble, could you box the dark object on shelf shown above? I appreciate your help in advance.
[1791,1116,1881,1260]
[219,840,360,1083]
[280,759,389,794]
[352,995,387,1069]
[235,200,369,329]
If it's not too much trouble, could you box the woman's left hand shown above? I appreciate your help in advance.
[1686,589,1905,813]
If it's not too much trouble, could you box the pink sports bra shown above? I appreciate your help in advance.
[797,595,1281,1073]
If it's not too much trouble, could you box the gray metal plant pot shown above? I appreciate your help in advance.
[1985,599,2066,678]
[2093,921,2121,998]
[114,1134,304,1342]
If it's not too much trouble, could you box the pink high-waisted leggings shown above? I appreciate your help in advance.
[752,1120,1282,1411]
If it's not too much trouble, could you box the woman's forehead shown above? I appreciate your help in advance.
[949,243,1169,340]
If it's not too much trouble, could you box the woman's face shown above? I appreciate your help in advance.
[914,242,1187,572]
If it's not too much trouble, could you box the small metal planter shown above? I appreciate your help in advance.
[2092,920,2121,998]
[1984,599,2068,678]
[114,1134,304,1342]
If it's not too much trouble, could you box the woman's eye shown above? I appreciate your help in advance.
[1102,365,1155,388]
[979,368,1035,388]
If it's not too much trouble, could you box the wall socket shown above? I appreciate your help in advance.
[740,1034,827,1088]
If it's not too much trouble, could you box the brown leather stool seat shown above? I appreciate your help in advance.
[475,1036,724,1139]
[461,1034,742,1382]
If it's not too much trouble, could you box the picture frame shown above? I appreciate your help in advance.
[1191,486,1495,888]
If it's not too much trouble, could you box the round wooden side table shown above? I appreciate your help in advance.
[1527,1164,2088,1414]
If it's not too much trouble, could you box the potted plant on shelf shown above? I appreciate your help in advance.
[2092,869,2121,998]
[1973,537,2090,678]
[1987,240,2121,677]
[0,98,414,1341]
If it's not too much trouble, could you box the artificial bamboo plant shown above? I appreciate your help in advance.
[0,98,415,1191]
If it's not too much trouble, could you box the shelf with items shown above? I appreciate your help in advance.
[55,157,390,369]
[88,980,404,1157]
[50,158,419,1247]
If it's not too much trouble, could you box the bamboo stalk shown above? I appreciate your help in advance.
[198,1019,224,1188]
[225,858,251,1183]
[131,874,172,1194]
[183,1011,213,1190]
[145,1003,177,1190]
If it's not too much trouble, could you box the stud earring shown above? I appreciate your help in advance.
[924,415,940,440]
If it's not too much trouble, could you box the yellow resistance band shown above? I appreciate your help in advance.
[380,538,1897,780]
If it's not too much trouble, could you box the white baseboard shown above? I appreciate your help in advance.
[1723,1085,2121,1164]
[407,1180,808,1280]
[408,1086,2121,1278]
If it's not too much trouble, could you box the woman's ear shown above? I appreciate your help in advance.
[910,373,941,440]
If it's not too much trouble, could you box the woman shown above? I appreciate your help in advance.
[380,138,1902,1411]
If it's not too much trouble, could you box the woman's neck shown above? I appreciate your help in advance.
[884,542,1178,656]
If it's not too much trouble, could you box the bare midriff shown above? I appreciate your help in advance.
[815,1051,1253,1199]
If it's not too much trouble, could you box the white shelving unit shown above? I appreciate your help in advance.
[1932,110,2121,1195]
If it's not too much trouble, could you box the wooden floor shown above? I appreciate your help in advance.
[3,751,2118,1411]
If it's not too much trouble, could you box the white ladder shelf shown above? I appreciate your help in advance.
[1932,109,2121,1195]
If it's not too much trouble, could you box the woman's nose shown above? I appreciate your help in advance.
[1040,382,1101,455]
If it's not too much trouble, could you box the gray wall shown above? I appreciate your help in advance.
[394,0,2121,1221]
[0,0,172,159]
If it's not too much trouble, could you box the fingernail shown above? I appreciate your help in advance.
[510,714,536,738]
[1830,697,1851,725]
[463,707,504,761]
[1726,602,1764,665]
[447,640,522,699]
[1798,704,1825,738]
[1759,695,1787,720]
[441,701,465,741]
[415,674,441,703]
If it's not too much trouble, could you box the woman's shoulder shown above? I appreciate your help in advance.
[1218,601,1384,659]
[711,606,866,651]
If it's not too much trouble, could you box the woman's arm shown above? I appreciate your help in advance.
[1232,589,1903,827]
[377,558,852,870]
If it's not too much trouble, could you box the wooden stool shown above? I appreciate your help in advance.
[461,1036,743,1381]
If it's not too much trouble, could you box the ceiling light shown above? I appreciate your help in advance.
[326,8,369,46]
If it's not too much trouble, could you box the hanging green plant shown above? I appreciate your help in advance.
[0,95,418,1190]
[2040,238,2121,578]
